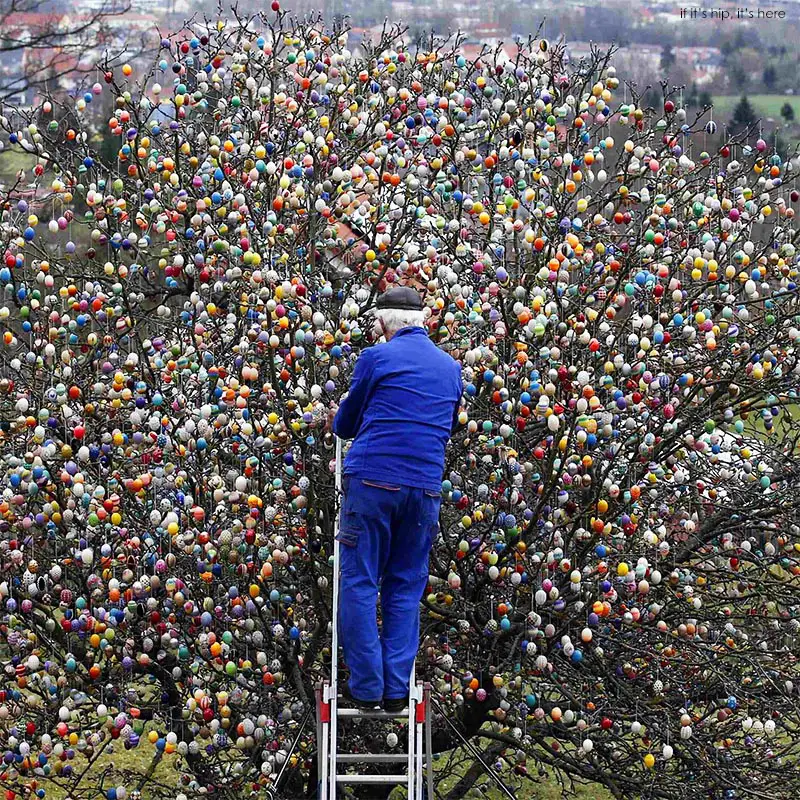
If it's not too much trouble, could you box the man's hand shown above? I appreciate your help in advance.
[325,403,339,433]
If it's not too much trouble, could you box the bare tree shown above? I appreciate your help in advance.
[0,10,798,800]
[0,0,145,104]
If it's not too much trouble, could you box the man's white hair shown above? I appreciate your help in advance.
[374,306,425,334]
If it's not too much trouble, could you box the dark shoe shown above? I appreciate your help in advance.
[341,683,382,710]
[383,697,408,713]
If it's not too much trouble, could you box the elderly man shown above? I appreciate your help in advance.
[329,286,462,711]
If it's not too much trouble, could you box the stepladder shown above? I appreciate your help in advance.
[316,436,435,799]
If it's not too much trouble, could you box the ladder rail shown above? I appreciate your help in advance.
[316,685,329,800]
[425,682,435,799]
[415,699,424,799]
[327,435,343,798]
[416,680,431,800]
[270,707,312,798]
[407,662,416,794]
[431,697,517,800]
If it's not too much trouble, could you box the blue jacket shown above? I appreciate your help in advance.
[332,326,462,492]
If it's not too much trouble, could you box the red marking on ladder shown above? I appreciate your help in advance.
[416,697,426,724]
[321,700,331,724]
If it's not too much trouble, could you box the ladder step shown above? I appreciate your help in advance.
[337,707,409,719]
[336,774,408,785]
[336,753,408,764]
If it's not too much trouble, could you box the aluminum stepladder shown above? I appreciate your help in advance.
[316,436,435,799]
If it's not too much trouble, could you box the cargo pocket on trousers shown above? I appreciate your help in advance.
[419,490,442,577]
[336,515,360,548]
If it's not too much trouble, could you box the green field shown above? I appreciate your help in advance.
[33,739,177,800]
[426,741,610,799]
[710,94,797,124]
[29,729,611,800]
[0,146,37,179]
[740,402,800,449]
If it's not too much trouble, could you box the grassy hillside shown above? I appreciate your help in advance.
[0,147,37,181]
[711,93,796,124]
[29,728,612,800]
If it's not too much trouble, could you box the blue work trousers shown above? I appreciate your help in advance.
[336,475,441,701]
